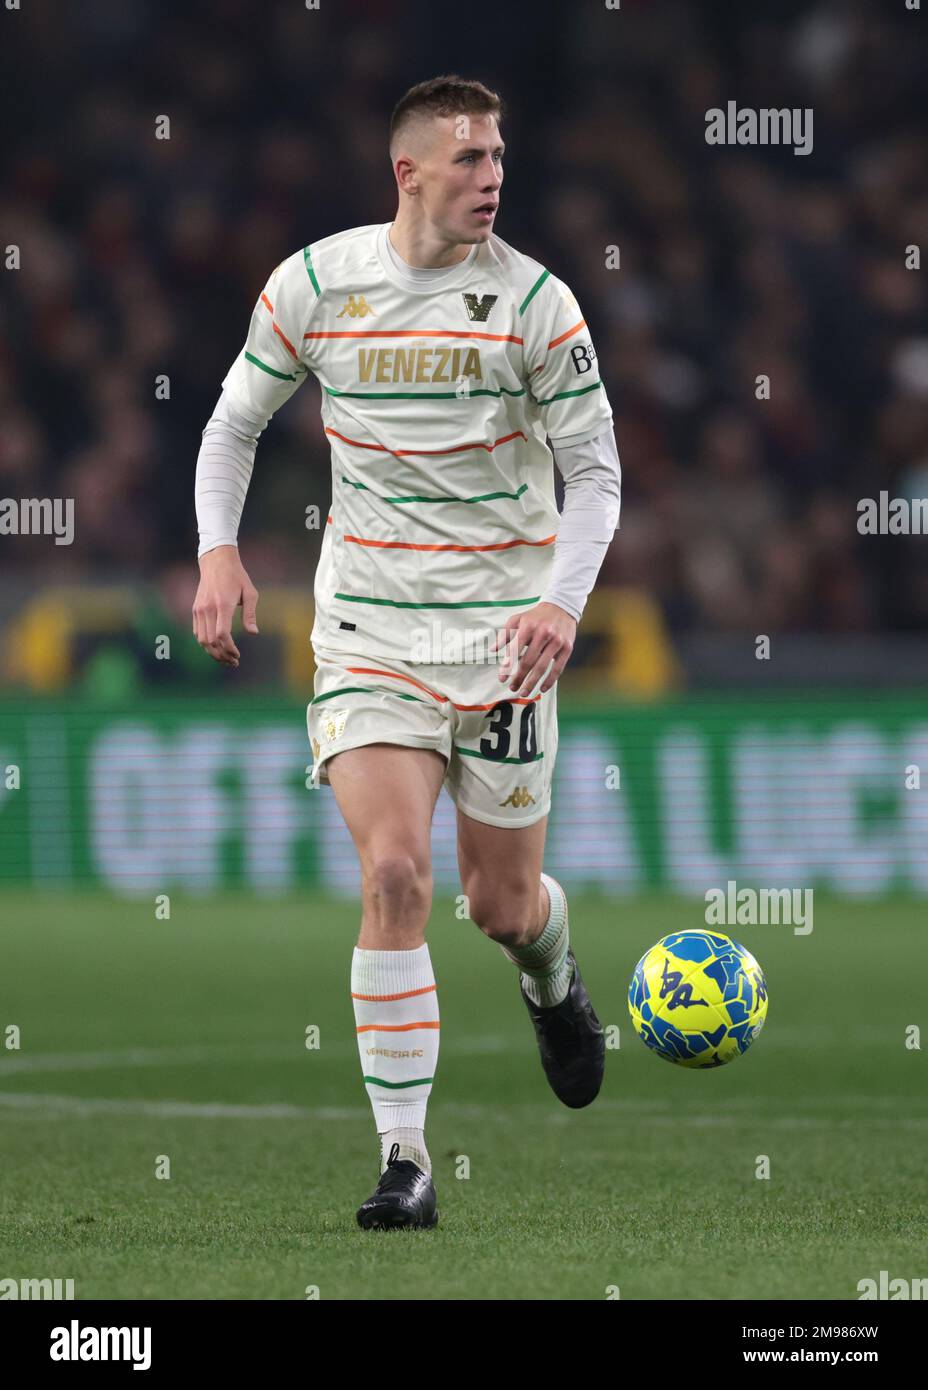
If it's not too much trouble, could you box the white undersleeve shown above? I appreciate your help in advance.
[194,391,268,557]
[539,424,622,622]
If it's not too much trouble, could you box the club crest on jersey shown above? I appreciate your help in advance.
[337,294,376,318]
[462,291,498,322]
[322,709,349,742]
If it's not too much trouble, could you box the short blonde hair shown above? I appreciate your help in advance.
[389,75,504,160]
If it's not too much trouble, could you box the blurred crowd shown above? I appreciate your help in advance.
[1,0,926,637]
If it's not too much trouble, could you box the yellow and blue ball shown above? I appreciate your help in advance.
[628,930,768,1068]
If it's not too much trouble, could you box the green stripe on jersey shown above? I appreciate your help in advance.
[323,384,526,401]
[303,245,321,297]
[340,477,529,506]
[334,593,540,610]
[534,380,604,406]
[310,685,431,706]
[454,745,545,765]
[518,269,550,315]
[245,351,296,382]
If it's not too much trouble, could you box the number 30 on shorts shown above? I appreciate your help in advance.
[479,701,539,762]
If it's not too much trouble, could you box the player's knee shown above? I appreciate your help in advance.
[364,852,430,914]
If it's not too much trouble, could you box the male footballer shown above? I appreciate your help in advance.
[193,76,621,1229]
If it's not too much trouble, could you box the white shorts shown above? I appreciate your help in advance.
[307,647,558,828]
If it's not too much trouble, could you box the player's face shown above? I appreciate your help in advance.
[424,114,504,245]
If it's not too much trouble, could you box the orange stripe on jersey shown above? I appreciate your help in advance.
[351,984,438,1002]
[325,427,526,457]
[305,328,523,344]
[342,534,557,553]
[454,695,541,711]
[259,292,298,360]
[346,667,449,703]
[344,665,541,713]
[548,319,586,350]
[355,1022,441,1033]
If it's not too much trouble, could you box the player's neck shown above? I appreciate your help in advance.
[388,219,474,271]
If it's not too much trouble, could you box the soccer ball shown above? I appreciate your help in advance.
[627,930,768,1068]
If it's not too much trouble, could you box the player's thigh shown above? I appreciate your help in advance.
[456,807,549,937]
[327,743,447,876]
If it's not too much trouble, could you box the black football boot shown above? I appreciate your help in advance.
[356,1142,439,1230]
[520,948,605,1107]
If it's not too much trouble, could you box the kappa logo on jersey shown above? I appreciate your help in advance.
[322,709,349,742]
[570,342,597,375]
[461,291,498,322]
[337,294,376,318]
[499,786,536,809]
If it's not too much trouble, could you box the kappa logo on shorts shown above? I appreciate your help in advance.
[322,709,349,743]
[499,786,535,809]
[311,736,321,760]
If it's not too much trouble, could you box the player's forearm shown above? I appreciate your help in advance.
[194,389,267,557]
[540,425,622,621]
[540,539,611,622]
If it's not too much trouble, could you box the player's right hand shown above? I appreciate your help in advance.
[192,545,259,668]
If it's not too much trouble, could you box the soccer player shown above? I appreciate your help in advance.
[193,76,621,1230]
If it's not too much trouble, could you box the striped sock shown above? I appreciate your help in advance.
[351,944,439,1176]
[499,872,574,1008]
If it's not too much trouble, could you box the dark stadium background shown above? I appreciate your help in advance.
[2,1,926,677]
[2,0,926,885]
[1,0,927,1307]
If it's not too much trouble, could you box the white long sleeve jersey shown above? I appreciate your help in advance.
[213,221,619,663]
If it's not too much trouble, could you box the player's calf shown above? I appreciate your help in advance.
[464,876,547,948]
[470,872,604,1105]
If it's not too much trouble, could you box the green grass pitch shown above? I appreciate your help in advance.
[1,891,925,1300]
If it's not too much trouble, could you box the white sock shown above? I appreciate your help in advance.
[379,1126,431,1175]
[499,872,573,1007]
[350,943,438,1176]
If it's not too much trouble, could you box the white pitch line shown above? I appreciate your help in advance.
[0,1037,511,1077]
[0,1045,294,1076]
[0,1030,906,1079]
[0,1092,925,1128]
[0,1093,356,1120]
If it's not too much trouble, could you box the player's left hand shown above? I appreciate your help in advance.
[491,602,577,696]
